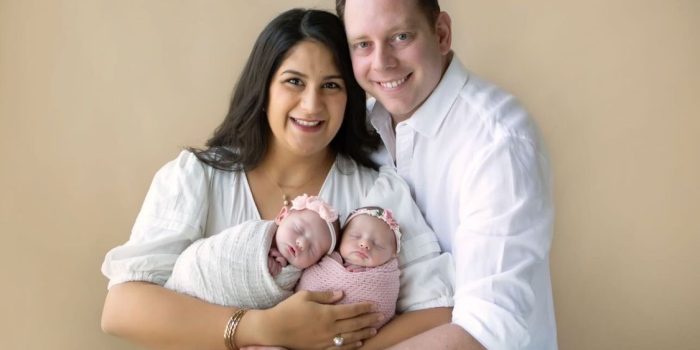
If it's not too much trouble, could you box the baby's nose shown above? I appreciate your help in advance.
[296,238,306,251]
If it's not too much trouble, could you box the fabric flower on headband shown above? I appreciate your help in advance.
[345,206,402,253]
[288,194,338,254]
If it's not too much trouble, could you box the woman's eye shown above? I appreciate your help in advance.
[322,82,342,89]
[287,78,303,86]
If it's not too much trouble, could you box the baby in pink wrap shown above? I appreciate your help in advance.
[296,206,402,328]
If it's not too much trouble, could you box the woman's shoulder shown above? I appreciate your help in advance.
[157,150,241,183]
[158,150,208,176]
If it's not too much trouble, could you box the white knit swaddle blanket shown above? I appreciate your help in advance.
[165,220,301,308]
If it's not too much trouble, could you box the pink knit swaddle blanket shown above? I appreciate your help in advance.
[296,252,400,328]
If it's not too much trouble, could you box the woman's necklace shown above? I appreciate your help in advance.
[259,160,332,207]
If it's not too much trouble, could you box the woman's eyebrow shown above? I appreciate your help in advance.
[281,69,342,80]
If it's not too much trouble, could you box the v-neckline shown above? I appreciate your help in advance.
[241,158,337,221]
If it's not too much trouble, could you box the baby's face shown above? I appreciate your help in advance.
[339,214,396,267]
[275,209,332,269]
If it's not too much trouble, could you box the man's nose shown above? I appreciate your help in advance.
[372,44,397,70]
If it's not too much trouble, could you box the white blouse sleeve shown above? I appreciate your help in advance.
[360,166,455,312]
[101,151,210,288]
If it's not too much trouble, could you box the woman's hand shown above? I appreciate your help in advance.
[238,290,382,349]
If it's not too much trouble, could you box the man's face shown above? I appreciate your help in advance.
[343,0,451,123]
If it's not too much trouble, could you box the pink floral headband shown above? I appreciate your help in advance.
[288,194,338,255]
[345,207,402,253]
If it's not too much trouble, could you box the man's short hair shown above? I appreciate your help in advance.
[335,0,441,28]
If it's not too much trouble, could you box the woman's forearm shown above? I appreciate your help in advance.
[360,307,452,350]
[102,283,379,350]
[101,281,236,350]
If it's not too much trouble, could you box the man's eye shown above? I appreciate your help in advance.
[354,41,370,49]
[394,33,412,42]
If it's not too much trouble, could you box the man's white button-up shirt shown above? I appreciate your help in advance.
[369,56,557,350]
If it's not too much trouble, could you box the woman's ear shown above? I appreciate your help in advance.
[275,206,289,225]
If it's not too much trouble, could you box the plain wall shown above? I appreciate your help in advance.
[1,0,698,349]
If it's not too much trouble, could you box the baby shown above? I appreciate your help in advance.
[267,195,339,276]
[296,206,402,328]
[165,194,339,309]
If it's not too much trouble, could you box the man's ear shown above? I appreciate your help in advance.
[435,12,452,55]
[275,207,289,225]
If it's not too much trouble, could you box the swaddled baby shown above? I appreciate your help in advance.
[296,206,402,328]
[165,194,339,309]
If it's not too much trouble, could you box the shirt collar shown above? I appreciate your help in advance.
[369,54,470,138]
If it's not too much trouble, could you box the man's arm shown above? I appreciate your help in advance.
[387,324,485,350]
[360,307,452,350]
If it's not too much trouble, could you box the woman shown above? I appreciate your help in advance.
[101,9,453,350]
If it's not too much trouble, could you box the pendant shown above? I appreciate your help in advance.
[282,194,290,207]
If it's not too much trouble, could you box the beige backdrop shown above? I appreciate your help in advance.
[1,0,698,349]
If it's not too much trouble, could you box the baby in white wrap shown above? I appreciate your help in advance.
[164,194,339,309]
[296,206,402,328]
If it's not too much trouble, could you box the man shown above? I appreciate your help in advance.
[336,0,557,349]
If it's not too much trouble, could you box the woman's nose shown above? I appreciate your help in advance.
[300,88,322,114]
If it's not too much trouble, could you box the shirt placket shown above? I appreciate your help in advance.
[395,123,415,179]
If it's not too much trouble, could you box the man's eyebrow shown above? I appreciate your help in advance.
[281,69,343,80]
[347,21,421,44]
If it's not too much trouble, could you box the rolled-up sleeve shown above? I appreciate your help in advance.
[452,137,554,349]
[360,166,455,312]
[101,151,210,288]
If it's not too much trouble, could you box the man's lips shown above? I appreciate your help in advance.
[376,73,411,89]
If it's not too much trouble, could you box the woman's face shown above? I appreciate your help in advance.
[266,40,347,158]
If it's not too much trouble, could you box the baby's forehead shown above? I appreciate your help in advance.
[345,213,387,227]
[344,215,393,237]
[288,208,322,222]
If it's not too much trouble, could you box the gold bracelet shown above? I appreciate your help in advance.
[224,309,248,350]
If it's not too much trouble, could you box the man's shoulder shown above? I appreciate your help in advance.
[453,73,538,142]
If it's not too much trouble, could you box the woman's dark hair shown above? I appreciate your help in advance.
[336,0,441,28]
[189,8,379,171]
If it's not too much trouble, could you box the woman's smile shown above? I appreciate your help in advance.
[290,117,324,130]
